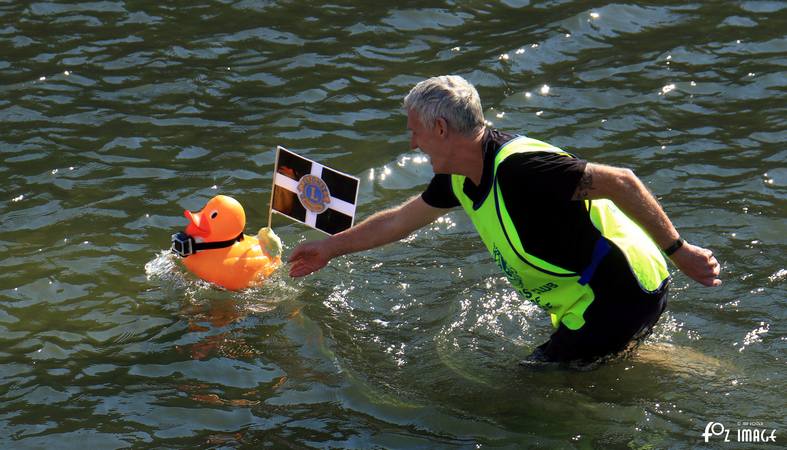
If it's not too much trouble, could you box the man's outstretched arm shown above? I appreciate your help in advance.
[573,163,722,287]
[288,195,450,277]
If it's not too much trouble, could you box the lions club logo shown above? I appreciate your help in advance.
[493,245,523,290]
[297,174,331,214]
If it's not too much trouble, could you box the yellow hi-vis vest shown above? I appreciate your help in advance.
[452,136,670,330]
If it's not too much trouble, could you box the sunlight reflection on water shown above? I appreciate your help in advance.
[1,0,785,447]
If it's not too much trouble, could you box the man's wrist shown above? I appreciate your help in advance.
[663,237,685,256]
[325,234,349,260]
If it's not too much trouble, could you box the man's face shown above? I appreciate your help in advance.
[407,109,446,173]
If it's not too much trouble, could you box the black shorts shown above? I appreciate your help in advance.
[528,283,669,365]
[520,241,671,365]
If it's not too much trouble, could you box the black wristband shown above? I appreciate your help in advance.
[663,238,684,256]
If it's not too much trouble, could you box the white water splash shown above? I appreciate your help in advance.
[736,322,770,352]
[768,269,786,283]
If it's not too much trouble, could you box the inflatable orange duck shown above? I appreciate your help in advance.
[171,195,282,290]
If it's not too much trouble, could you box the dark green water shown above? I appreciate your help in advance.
[1,1,785,448]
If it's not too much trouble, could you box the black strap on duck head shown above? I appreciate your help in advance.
[170,231,244,257]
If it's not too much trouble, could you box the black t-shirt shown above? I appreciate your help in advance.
[421,130,660,302]
[422,129,595,272]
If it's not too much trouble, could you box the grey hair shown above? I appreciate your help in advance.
[403,75,485,136]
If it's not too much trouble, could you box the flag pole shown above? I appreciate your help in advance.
[268,146,281,229]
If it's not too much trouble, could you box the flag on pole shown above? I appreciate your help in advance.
[269,146,360,235]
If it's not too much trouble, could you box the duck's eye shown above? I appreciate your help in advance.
[210,210,218,219]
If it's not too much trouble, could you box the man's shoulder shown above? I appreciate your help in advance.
[499,147,587,170]
[497,150,565,173]
[422,173,459,208]
[496,146,588,202]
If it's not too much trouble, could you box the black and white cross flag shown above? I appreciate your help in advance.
[269,146,359,235]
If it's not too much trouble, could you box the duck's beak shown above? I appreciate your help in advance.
[184,209,211,238]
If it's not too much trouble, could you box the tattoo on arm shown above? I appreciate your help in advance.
[573,170,593,200]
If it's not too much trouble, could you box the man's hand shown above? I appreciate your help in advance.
[669,242,722,287]
[288,240,334,278]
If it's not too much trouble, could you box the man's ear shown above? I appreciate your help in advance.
[435,117,448,137]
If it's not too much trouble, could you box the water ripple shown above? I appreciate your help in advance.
[1,1,785,447]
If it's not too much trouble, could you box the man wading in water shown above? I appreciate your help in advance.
[288,75,721,365]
